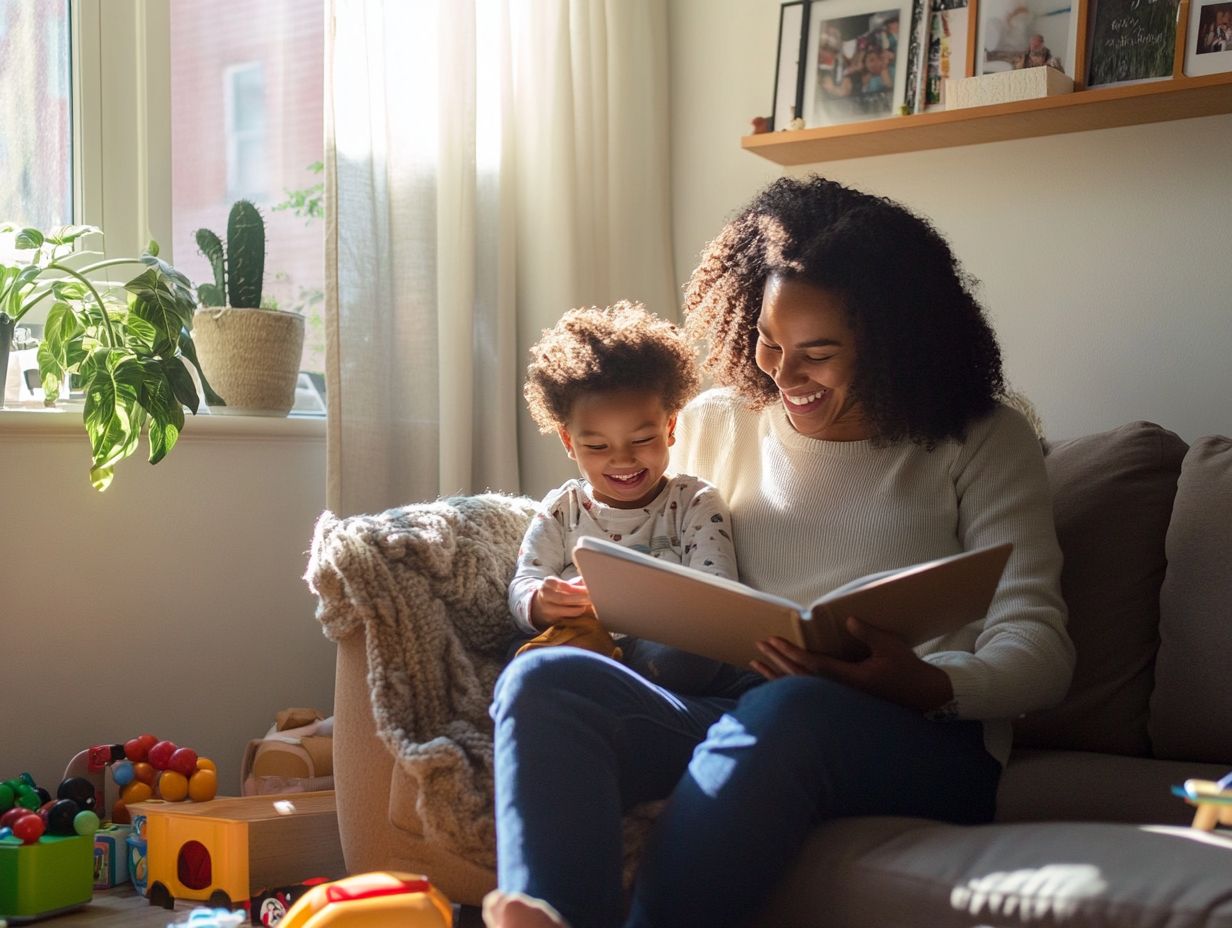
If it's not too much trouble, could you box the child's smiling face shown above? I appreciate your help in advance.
[558,389,675,509]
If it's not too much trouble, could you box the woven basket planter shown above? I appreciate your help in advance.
[191,307,305,417]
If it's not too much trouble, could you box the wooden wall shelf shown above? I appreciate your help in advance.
[741,71,1232,165]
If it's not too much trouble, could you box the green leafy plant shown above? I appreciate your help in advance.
[273,161,324,223]
[0,222,221,490]
[195,200,267,308]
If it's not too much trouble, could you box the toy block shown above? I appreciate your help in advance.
[0,834,94,923]
[129,791,346,910]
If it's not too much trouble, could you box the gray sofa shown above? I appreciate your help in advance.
[312,421,1232,927]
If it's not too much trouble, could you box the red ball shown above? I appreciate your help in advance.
[0,807,28,829]
[168,747,199,777]
[138,733,158,752]
[124,737,149,762]
[147,740,178,771]
[12,812,45,844]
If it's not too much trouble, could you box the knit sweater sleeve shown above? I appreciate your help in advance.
[923,407,1076,721]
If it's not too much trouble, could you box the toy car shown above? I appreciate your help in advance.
[277,872,452,927]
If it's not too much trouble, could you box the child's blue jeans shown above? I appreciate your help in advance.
[490,647,1000,928]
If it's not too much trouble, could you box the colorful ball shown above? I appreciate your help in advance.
[120,781,154,805]
[113,761,136,787]
[168,747,198,777]
[45,799,80,836]
[157,770,189,802]
[0,783,13,812]
[15,785,41,811]
[132,762,156,785]
[124,738,149,763]
[195,757,217,773]
[12,812,44,844]
[187,768,218,803]
[147,740,178,771]
[57,776,97,810]
[0,808,29,830]
[73,809,100,836]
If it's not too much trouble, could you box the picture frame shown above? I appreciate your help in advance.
[1184,0,1232,75]
[921,0,977,110]
[773,1,810,131]
[1085,0,1181,86]
[976,0,1079,79]
[801,0,913,127]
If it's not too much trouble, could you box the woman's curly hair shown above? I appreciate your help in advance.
[683,175,1004,447]
[524,301,701,433]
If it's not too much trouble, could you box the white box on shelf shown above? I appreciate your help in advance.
[945,66,1074,110]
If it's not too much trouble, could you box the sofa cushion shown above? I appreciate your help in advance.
[1150,436,1232,763]
[1014,422,1187,756]
[758,817,1232,928]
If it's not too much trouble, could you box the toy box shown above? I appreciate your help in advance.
[130,792,345,910]
[0,834,94,923]
[93,822,132,888]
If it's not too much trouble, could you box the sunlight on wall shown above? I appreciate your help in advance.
[951,863,1108,920]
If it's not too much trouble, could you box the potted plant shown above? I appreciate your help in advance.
[0,222,220,490]
[192,200,305,416]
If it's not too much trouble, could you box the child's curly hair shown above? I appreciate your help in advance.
[684,175,1004,447]
[524,301,701,433]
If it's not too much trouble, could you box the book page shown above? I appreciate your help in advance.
[573,537,807,668]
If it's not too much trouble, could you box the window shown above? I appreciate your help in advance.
[169,0,326,378]
[225,62,268,201]
[0,0,73,230]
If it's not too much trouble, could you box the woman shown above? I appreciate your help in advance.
[483,176,1075,928]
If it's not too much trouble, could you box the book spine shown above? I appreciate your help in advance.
[904,0,929,114]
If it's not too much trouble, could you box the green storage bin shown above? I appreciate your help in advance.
[0,834,93,922]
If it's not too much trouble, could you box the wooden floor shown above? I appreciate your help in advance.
[40,884,483,927]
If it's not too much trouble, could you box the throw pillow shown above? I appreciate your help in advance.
[1014,421,1187,756]
[1149,435,1232,762]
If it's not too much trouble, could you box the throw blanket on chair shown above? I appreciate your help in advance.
[305,493,662,880]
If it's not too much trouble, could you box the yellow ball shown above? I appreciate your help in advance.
[157,770,189,802]
[120,781,153,805]
[188,768,218,802]
[195,756,217,773]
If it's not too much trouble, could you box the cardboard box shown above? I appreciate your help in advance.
[945,65,1074,110]
[92,823,132,889]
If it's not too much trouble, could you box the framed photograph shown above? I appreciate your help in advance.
[923,0,975,109]
[1085,0,1181,85]
[773,2,809,130]
[1185,0,1232,75]
[801,0,913,126]
[977,0,1079,78]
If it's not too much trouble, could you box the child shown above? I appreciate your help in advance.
[508,301,738,694]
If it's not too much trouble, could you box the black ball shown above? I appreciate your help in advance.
[46,798,80,835]
[57,776,97,810]
[35,786,52,806]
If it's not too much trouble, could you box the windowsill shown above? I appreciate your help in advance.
[0,405,326,442]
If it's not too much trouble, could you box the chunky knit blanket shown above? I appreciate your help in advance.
[305,493,661,878]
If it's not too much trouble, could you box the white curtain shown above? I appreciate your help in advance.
[325,0,676,517]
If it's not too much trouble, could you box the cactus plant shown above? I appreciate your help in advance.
[193,200,267,309]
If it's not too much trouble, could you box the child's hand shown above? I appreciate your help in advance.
[530,576,596,629]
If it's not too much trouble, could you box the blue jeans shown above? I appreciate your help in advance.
[490,649,1000,928]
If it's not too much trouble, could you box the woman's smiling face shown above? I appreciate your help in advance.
[754,274,871,442]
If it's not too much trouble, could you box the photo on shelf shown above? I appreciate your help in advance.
[977,0,1078,78]
[773,1,809,129]
[924,0,974,109]
[801,0,912,126]
[1184,0,1232,75]
[1086,0,1182,85]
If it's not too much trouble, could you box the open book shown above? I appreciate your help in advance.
[572,537,1013,667]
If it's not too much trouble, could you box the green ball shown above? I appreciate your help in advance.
[73,809,100,836]
[0,784,13,812]
[18,772,36,788]
[15,786,40,811]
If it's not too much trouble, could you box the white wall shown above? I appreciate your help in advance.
[0,413,333,796]
[669,0,1232,444]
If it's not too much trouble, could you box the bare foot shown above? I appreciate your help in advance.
[481,889,570,928]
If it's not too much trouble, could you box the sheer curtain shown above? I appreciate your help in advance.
[325,0,675,516]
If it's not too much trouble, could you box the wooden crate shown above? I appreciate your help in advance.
[129,791,345,909]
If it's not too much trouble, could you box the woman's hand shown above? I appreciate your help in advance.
[751,617,955,712]
[529,576,596,630]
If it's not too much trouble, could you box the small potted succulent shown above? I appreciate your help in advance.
[192,201,305,416]
[0,222,220,489]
